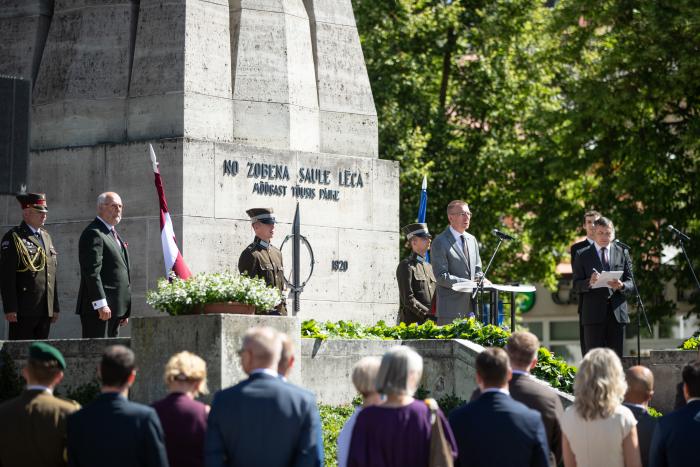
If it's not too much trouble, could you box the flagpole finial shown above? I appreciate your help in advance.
[421,175,427,190]
[148,144,159,173]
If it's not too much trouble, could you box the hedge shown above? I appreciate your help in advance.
[302,317,577,394]
[680,331,699,350]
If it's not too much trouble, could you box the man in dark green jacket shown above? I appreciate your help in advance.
[396,222,436,324]
[75,192,131,338]
[0,193,60,340]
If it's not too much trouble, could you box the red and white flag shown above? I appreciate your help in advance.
[149,144,192,280]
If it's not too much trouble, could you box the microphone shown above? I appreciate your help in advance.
[667,225,691,242]
[614,239,631,250]
[492,229,516,241]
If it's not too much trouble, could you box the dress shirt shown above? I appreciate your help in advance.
[249,368,280,378]
[482,387,510,396]
[25,384,52,394]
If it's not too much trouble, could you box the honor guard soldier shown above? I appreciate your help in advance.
[396,223,436,324]
[238,208,287,315]
[0,193,60,340]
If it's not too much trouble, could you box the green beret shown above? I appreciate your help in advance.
[28,342,66,369]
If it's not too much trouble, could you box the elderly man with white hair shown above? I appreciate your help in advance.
[205,326,323,467]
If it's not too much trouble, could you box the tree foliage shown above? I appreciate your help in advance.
[353,0,700,322]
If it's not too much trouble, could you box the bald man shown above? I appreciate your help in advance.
[206,327,323,467]
[76,192,131,338]
[623,366,656,467]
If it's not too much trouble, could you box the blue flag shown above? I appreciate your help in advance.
[417,175,429,262]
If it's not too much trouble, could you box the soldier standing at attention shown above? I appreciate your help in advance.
[396,223,436,324]
[0,193,60,340]
[238,208,287,315]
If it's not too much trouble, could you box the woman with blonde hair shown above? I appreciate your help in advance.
[561,348,642,467]
[347,346,457,467]
[152,351,210,467]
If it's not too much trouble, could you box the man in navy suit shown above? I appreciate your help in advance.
[572,217,634,357]
[623,366,657,467]
[649,361,700,467]
[67,345,168,467]
[449,347,549,467]
[205,327,323,467]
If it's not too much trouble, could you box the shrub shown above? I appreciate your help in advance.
[679,331,699,350]
[302,318,577,394]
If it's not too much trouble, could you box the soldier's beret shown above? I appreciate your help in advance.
[402,223,432,239]
[246,208,276,225]
[16,193,48,213]
[28,342,66,369]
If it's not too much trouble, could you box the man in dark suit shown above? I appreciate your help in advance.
[570,210,601,356]
[1,193,60,339]
[649,360,700,467]
[449,347,550,467]
[431,200,485,325]
[396,223,436,324]
[0,342,80,467]
[623,365,657,467]
[469,332,563,466]
[67,345,168,467]
[76,192,131,338]
[205,327,323,467]
[572,217,634,357]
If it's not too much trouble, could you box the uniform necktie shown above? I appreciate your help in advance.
[601,247,609,270]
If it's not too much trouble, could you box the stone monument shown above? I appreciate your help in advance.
[0,0,399,338]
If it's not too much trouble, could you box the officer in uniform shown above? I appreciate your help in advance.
[238,208,287,315]
[0,193,60,340]
[396,223,436,324]
[0,342,80,467]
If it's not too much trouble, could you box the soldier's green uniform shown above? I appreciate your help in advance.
[0,193,59,340]
[238,208,287,315]
[396,223,436,325]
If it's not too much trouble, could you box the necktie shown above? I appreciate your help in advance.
[601,247,609,270]
[111,228,122,247]
[461,235,471,275]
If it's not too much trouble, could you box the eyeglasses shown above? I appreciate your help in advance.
[449,211,472,217]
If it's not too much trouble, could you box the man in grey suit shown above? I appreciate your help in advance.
[205,327,323,467]
[431,200,484,325]
[76,192,131,338]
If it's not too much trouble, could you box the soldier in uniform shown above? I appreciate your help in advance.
[0,342,80,467]
[396,223,436,324]
[238,208,287,315]
[0,193,60,340]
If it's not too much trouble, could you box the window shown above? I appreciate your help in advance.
[550,321,579,341]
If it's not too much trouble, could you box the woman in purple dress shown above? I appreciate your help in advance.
[348,346,457,467]
[152,351,209,467]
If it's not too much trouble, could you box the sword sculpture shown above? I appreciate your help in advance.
[282,202,314,315]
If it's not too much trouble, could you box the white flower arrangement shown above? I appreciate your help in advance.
[146,271,283,316]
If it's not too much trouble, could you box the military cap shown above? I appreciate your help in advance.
[246,208,276,225]
[16,192,48,213]
[28,342,66,369]
[402,223,432,239]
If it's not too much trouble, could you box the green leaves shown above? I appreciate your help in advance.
[302,318,577,393]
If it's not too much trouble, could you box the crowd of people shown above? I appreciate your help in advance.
[1,328,699,467]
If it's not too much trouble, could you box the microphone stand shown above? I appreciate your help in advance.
[620,246,652,365]
[678,238,700,291]
[473,238,504,325]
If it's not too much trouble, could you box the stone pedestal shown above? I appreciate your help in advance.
[129,314,301,404]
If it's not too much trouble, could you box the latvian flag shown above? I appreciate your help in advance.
[149,144,192,280]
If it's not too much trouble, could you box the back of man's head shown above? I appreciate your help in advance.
[25,359,63,387]
[682,360,700,400]
[506,332,539,371]
[476,347,511,389]
[277,332,294,377]
[100,345,136,388]
[242,327,282,373]
[624,365,654,405]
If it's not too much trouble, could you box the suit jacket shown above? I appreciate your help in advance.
[572,243,634,324]
[470,373,563,466]
[396,252,436,324]
[449,391,549,467]
[0,389,80,467]
[623,403,657,467]
[205,372,323,467]
[0,222,59,317]
[570,239,592,311]
[431,227,482,321]
[649,399,700,467]
[67,393,168,467]
[75,218,131,318]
